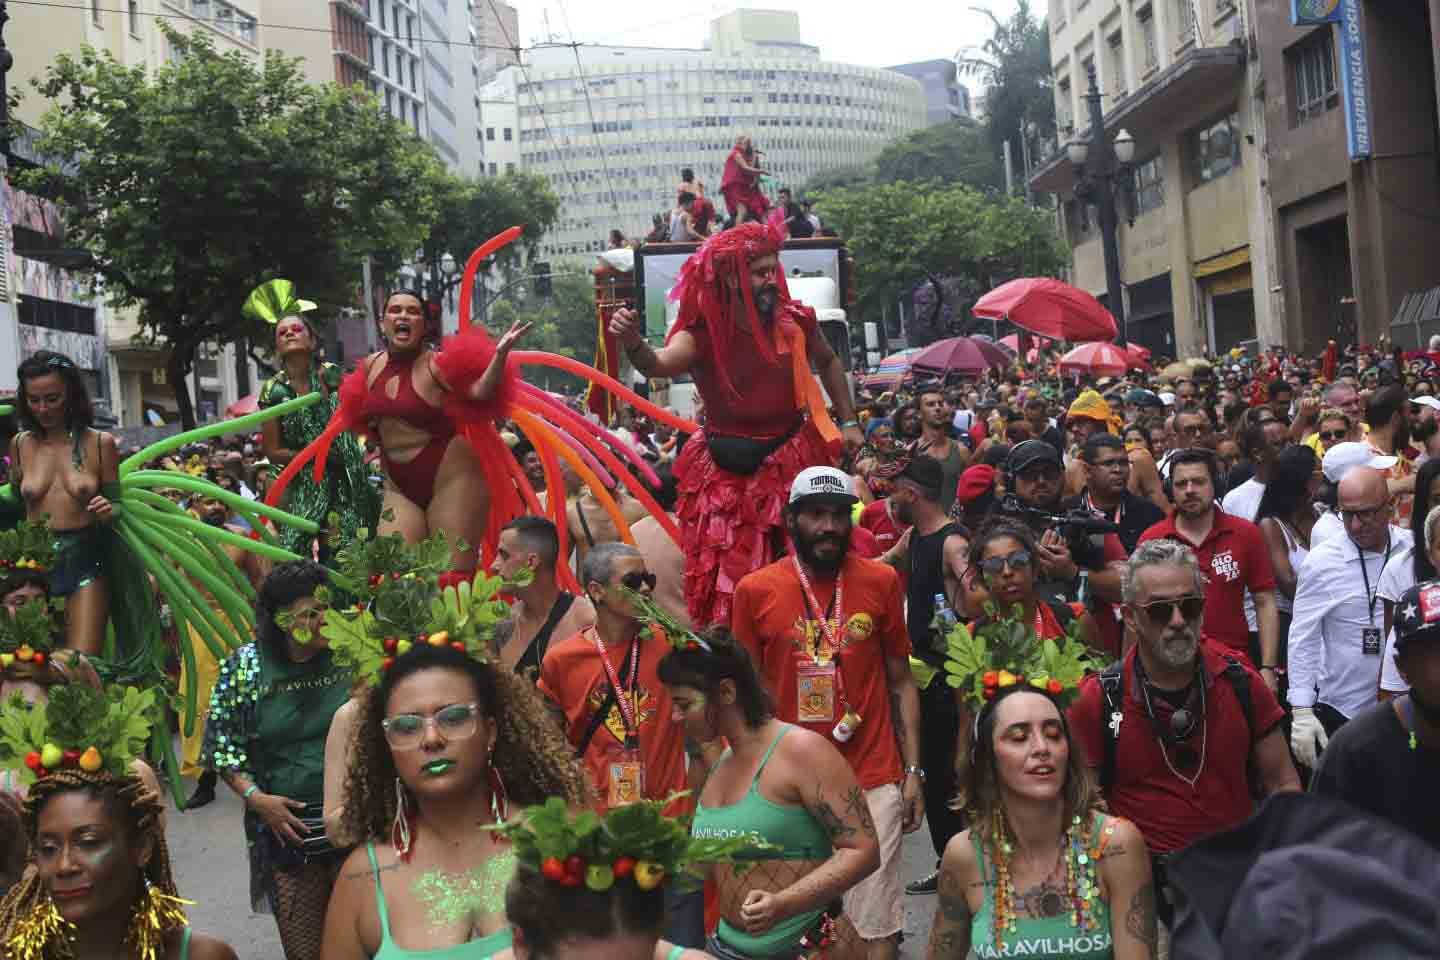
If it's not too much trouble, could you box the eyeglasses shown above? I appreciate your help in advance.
[1341,502,1390,524]
[1319,430,1348,442]
[1176,423,1208,436]
[978,550,1032,577]
[1090,457,1131,472]
[381,702,481,750]
[620,571,657,592]
[1136,596,1205,624]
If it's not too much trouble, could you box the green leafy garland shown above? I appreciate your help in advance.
[943,603,1098,713]
[0,684,156,782]
[0,598,60,672]
[315,528,529,686]
[491,796,768,892]
[621,587,709,654]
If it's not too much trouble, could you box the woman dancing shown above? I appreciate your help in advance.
[9,351,117,655]
[0,684,238,960]
[247,281,380,561]
[721,136,771,225]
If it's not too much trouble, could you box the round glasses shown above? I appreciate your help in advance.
[381,702,481,750]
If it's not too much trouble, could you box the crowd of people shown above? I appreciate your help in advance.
[0,202,1436,960]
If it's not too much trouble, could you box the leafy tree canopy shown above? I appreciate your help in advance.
[422,170,561,287]
[958,0,1058,179]
[19,27,451,427]
[486,274,596,395]
[802,120,1002,196]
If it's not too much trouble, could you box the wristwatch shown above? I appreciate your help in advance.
[904,765,926,781]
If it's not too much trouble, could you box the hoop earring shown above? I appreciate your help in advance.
[391,777,414,862]
[488,752,509,825]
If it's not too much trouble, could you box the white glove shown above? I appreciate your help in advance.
[1290,706,1329,768]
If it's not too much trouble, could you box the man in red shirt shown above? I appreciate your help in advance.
[1138,447,1280,677]
[732,466,922,959]
[1069,539,1298,943]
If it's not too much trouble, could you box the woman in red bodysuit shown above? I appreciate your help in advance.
[720,136,771,225]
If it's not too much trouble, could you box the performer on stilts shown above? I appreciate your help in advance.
[246,281,381,562]
[607,221,864,627]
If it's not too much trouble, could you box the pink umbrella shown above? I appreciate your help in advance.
[1057,342,1139,378]
[1124,342,1154,372]
[998,333,1054,353]
[973,278,1118,343]
[909,336,1013,378]
[225,394,260,417]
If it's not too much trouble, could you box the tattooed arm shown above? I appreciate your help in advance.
[924,833,977,960]
[729,727,880,937]
[885,652,925,832]
[1097,817,1158,960]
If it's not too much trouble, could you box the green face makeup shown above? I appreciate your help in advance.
[411,850,516,927]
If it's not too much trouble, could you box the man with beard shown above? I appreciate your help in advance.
[1365,384,1416,524]
[916,387,969,513]
[1158,408,1218,481]
[1411,395,1440,462]
[1139,449,1279,677]
[608,222,863,626]
[876,456,968,895]
[1288,467,1413,766]
[731,467,922,959]
[1069,540,1298,943]
[1311,578,1440,848]
[1065,432,1163,555]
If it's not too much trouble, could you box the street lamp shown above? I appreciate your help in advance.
[1069,64,1138,346]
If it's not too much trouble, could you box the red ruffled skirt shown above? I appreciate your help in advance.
[675,421,831,627]
[721,181,771,219]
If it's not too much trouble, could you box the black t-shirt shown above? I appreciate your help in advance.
[1064,489,1165,555]
[1311,699,1440,849]
[1039,425,1065,458]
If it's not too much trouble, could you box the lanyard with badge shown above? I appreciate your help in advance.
[589,627,645,806]
[792,556,862,742]
[1357,535,1392,656]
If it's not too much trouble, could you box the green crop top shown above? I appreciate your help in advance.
[968,813,1115,960]
[691,724,833,957]
[366,842,513,960]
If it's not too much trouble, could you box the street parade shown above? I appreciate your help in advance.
[0,1,1438,959]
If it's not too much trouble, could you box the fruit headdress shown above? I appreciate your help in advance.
[315,529,528,685]
[942,604,1097,715]
[0,684,156,784]
[0,520,56,585]
[492,796,766,893]
[0,597,61,679]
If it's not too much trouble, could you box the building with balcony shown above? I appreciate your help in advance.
[886,59,972,125]
[491,10,925,262]
[1031,0,1275,358]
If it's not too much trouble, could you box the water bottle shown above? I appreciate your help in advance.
[933,593,957,630]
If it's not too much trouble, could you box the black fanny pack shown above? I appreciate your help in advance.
[706,421,801,475]
[258,801,344,869]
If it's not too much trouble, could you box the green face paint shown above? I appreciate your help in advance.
[411,850,517,927]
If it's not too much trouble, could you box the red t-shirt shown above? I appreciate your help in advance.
[848,524,881,559]
[1068,641,1285,854]
[858,500,905,553]
[731,554,910,789]
[1137,509,1276,663]
[537,627,689,816]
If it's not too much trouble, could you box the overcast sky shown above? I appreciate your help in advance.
[517,1,1022,71]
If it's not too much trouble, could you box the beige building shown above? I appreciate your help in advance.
[1030,0,1277,359]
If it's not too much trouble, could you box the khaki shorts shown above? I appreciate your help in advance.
[841,782,904,941]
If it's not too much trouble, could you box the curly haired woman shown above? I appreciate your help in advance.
[321,643,589,960]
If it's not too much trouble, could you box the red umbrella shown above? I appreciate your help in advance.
[973,278,1118,343]
[910,336,1013,378]
[225,394,260,417]
[1124,342,1154,371]
[998,333,1054,352]
[1057,342,1140,378]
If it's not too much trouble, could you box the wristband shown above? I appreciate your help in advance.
[1260,664,1278,670]
[904,765,926,781]
[242,785,260,801]
[841,419,860,429]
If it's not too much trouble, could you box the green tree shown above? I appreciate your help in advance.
[958,0,1057,194]
[487,274,597,394]
[872,119,1003,191]
[423,170,561,304]
[814,180,1066,336]
[20,28,447,427]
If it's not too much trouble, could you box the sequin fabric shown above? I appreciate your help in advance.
[202,643,262,775]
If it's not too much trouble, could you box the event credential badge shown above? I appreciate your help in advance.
[608,738,645,808]
[797,660,837,723]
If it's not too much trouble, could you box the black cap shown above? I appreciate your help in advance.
[1125,388,1163,408]
[897,455,943,499]
[1394,580,1440,652]
[1007,439,1063,475]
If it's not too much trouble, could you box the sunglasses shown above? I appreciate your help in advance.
[978,550,1032,577]
[381,702,481,750]
[1341,502,1389,524]
[1136,595,1205,624]
[1318,429,1348,442]
[620,571,657,591]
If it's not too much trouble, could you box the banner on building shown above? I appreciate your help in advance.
[1291,0,1371,159]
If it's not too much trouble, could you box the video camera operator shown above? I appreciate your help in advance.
[997,440,1128,654]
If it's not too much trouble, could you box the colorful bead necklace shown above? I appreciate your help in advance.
[989,809,1107,950]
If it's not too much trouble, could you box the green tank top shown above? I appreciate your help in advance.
[365,842,513,960]
[692,724,833,957]
[969,813,1115,960]
[253,643,352,803]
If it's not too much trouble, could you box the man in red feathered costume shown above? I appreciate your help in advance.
[608,222,864,626]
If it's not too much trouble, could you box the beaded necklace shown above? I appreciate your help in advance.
[989,809,1105,950]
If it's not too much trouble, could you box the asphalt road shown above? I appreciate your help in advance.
[167,779,945,959]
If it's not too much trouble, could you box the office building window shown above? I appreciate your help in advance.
[489,162,498,175]
[1291,29,1338,125]
[128,1,141,35]
[506,162,515,173]
[486,127,495,140]
[1137,7,1157,72]
[1188,111,1241,185]
[1106,31,1125,97]
[1134,155,1164,213]
[504,127,512,141]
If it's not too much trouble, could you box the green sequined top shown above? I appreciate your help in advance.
[259,362,380,557]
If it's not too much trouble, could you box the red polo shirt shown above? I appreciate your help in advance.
[1137,509,1275,663]
[1068,641,1285,854]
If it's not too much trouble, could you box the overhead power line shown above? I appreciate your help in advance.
[557,0,620,213]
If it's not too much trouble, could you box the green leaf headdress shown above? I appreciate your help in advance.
[0,597,61,677]
[242,279,317,325]
[0,519,57,582]
[942,604,1098,716]
[0,684,156,784]
[491,795,769,892]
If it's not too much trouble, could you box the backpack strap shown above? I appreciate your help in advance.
[1218,655,1254,738]
[1098,659,1125,791]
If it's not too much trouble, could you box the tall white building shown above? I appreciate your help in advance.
[471,0,520,84]
[368,0,428,139]
[487,10,925,261]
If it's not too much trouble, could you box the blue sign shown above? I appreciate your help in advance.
[1290,0,1371,159]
